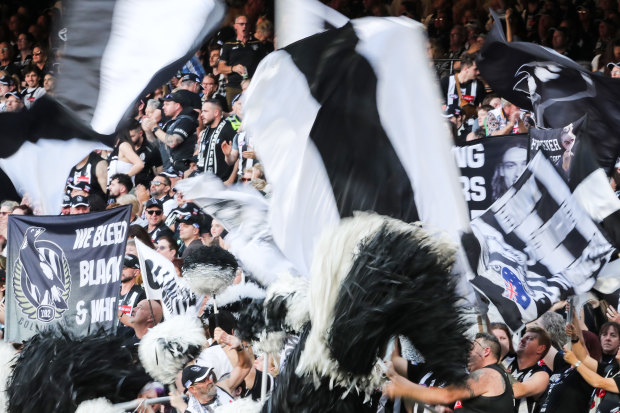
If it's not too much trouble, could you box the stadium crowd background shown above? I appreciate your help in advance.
[0,0,619,412]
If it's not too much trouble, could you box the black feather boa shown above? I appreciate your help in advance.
[328,223,471,384]
[261,325,381,413]
[7,326,151,413]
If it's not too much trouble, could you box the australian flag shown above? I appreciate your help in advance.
[470,152,613,332]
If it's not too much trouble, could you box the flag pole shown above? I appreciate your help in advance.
[566,296,575,350]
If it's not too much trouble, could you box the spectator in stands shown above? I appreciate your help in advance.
[156,233,179,261]
[177,72,203,113]
[440,53,486,116]
[67,152,109,205]
[69,195,90,215]
[196,99,237,183]
[143,198,174,243]
[486,99,529,136]
[108,173,133,204]
[509,326,551,413]
[384,332,514,411]
[491,322,516,368]
[142,91,198,171]
[126,118,162,188]
[20,65,45,108]
[117,194,143,226]
[178,215,204,258]
[3,91,23,113]
[0,41,19,79]
[218,15,269,107]
[447,25,467,59]
[149,174,176,217]
[42,72,54,94]
[14,32,33,70]
[107,133,145,185]
[0,75,16,112]
[31,44,49,76]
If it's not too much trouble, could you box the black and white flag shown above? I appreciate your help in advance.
[175,173,299,286]
[243,17,474,302]
[477,11,620,173]
[454,134,529,219]
[5,206,131,342]
[0,0,225,214]
[134,238,202,319]
[471,152,614,331]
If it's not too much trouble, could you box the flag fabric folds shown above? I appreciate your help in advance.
[175,173,299,286]
[0,0,225,213]
[243,17,473,293]
[134,238,202,319]
[471,151,614,331]
[477,13,620,173]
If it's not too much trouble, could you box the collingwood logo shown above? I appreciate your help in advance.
[13,227,71,322]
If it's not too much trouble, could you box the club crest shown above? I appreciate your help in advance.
[12,226,71,322]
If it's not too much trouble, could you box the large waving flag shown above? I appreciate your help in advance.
[471,151,614,331]
[0,0,225,213]
[175,173,299,286]
[477,12,620,173]
[243,17,477,303]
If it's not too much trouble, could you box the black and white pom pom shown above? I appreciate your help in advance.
[182,246,238,297]
[202,281,266,318]
[297,212,472,396]
[138,315,207,384]
[7,326,151,413]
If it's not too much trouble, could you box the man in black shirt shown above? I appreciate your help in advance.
[142,91,198,171]
[196,99,237,183]
[385,333,514,412]
[128,119,162,188]
[116,254,146,339]
[143,198,174,243]
[218,15,268,107]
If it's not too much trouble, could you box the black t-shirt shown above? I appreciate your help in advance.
[148,222,174,243]
[134,140,163,188]
[220,39,268,88]
[537,351,593,413]
[407,362,443,413]
[456,364,514,413]
[197,119,236,181]
[116,284,145,339]
[162,112,198,166]
[592,359,620,413]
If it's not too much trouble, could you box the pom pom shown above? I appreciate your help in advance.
[182,246,237,296]
[139,316,207,384]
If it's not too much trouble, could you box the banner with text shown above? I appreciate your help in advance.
[5,206,130,342]
[454,134,530,218]
[135,238,202,319]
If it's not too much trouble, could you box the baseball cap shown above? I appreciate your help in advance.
[161,165,183,179]
[68,181,91,193]
[180,214,201,229]
[145,198,163,210]
[0,76,14,86]
[608,62,620,70]
[442,106,462,118]
[70,195,89,207]
[4,92,21,101]
[181,73,201,83]
[182,365,215,392]
[123,254,140,269]
[162,91,188,106]
[231,93,242,107]
[61,194,71,208]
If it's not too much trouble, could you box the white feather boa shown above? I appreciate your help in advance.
[0,342,17,413]
[139,316,207,384]
[75,398,122,413]
[214,397,263,413]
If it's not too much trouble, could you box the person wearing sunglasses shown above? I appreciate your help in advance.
[149,174,177,217]
[144,198,173,243]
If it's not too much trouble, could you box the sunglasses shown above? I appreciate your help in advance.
[146,209,163,216]
[240,178,251,182]
[151,180,164,186]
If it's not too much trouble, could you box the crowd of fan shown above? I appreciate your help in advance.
[0,0,618,412]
